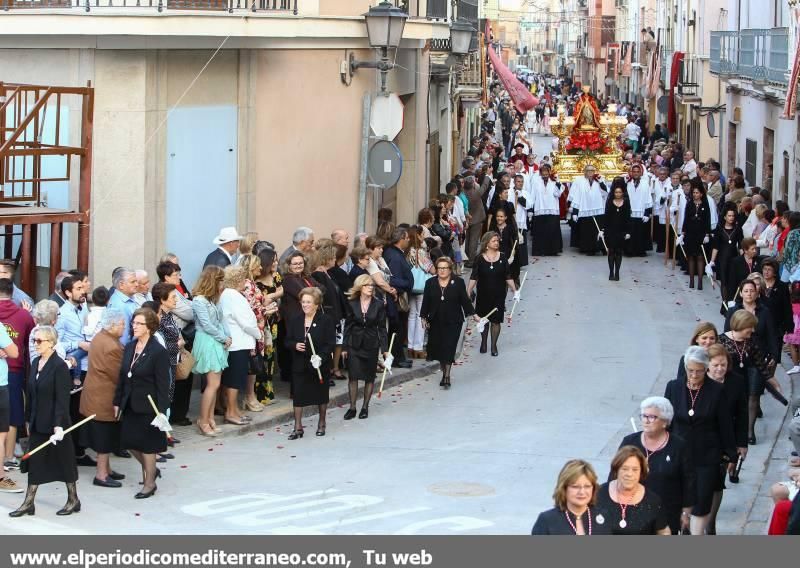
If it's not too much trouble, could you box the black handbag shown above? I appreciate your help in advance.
[248,352,268,378]
[180,322,196,346]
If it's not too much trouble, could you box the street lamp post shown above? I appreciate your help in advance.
[350,1,409,95]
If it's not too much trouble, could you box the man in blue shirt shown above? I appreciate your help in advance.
[107,269,139,345]
[0,261,33,311]
[55,276,90,380]
[0,324,20,493]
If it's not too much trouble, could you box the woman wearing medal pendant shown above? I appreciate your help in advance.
[664,346,736,534]
[466,232,517,357]
[710,207,743,304]
[679,184,712,290]
[596,446,671,535]
[420,257,478,388]
[489,208,521,285]
[531,459,611,535]
[617,397,696,534]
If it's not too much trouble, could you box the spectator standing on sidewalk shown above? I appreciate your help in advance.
[204,227,243,269]
[107,269,139,346]
[383,228,414,369]
[279,227,315,270]
[464,178,486,267]
[0,321,21,494]
[0,261,33,310]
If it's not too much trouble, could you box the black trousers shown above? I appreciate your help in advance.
[170,375,193,421]
[388,313,408,362]
[70,375,87,457]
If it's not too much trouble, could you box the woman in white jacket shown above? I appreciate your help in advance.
[218,266,262,426]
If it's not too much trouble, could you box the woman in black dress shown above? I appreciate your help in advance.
[114,308,171,499]
[705,344,749,534]
[310,245,346,384]
[710,206,743,303]
[618,397,695,534]
[680,184,712,290]
[664,346,736,535]
[531,459,611,535]
[343,275,388,420]
[420,257,478,388]
[595,446,671,535]
[489,207,521,284]
[466,232,518,356]
[676,321,718,383]
[600,178,632,281]
[285,287,335,439]
[760,258,793,354]
[9,326,79,517]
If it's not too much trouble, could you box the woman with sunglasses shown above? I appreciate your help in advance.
[420,257,478,388]
[617,397,695,534]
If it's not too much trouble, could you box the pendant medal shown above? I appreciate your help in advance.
[619,519,627,528]
[688,409,695,417]
[595,514,605,525]
[728,240,732,244]
[441,295,444,301]
[127,372,132,378]
[740,362,744,368]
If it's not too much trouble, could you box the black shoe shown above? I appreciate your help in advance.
[444,377,451,389]
[328,379,336,387]
[174,418,193,427]
[316,427,326,437]
[395,360,412,369]
[748,435,756,445]
[56,501,81,515]
[114,450,131,459]
[159,453,175,460]
[491,348,498,356]
[94,477,122,488]
[134,487,157,499]
[358,408,369,419]
[108,470,125,481]
[76,455,97,467]
[343,409,357,420]
[479,343,487,354]
[8,504,34,517]
[137,469,162,485]
[288,429,304,440]
[167,437,180,447]
[609,273,614,281]
[156,456,167,463]
[439,377,446,387]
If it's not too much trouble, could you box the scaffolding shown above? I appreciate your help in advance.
[0,82,93,295]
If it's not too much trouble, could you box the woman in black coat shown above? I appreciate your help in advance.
[9,326,79,518]
[284,286,335,439]
[343,275,388,420]
[601,178,632,281]
[664,346,736,535]
[113,308,171,500]
[420,257,478,388]
[680,184,712,290]
[710,206,743,303]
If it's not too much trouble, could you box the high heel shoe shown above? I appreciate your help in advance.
[491,348,498,356]
[56,500,81,516]
[8,504,35,517]
[244,400,264,413]
[439,377,446,387]
[210,422,222,433]
[224,416,248,426]
[343,408,357,420]
[134,486,157,499]
[316,426,326,437]
[444,377,451,389]
[138,468,162,485]
[288,429,304,440]
[196,421,217,437]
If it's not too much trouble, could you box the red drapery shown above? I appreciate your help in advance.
[668,51,684,134]
[487,42,539,113]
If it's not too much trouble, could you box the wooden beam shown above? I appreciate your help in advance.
[19,224,31,295]
[49,222,62,295]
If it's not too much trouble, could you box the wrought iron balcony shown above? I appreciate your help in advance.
[457,50,481,87]
[710,27,789,85]
[0,0,297,12]
[425,0,447,19]
[677,56,700,98]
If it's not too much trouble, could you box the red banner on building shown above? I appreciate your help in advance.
[486,37,539,113]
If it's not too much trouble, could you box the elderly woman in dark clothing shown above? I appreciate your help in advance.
[343,275,388,420]
[617,396,695,534]
[532,459,611,535]
[420,257,478,388]
[278,251,321,385]
[284,287,335,439]
[705,344,749,535]
[348,247,371,281]
[760,258,793,351]
[9,326,79,517]
[664,346,736,534]
[114,308,171,499]
[310,244,347,384]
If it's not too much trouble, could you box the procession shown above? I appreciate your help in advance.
[0,0,799,544]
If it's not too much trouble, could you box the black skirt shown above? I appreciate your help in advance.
[292,368,330,407]
[79,420,121,454]
[426,319,463,364]
[577,216,602,254]
[693,464,720,516]
[221,349,249,391]
[26,431,78,485]
[348,353,378,383]
[120,410,167,454]
[530,215,563,256]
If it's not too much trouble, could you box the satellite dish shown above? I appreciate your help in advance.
[368,140,403,189]
[657,95,670,114]
[707,113,716,138]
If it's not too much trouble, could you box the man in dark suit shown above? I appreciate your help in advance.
[48,271,70,307]
[383,227,414,369]
[278,227,315,272]
[203,227,243,269]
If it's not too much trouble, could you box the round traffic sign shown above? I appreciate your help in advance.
[368,140,403,189]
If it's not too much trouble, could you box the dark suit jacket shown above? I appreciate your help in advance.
[113,336,171,415]
[280,273,322,323]
[420,276,475,325]
[284,311,335,378]
[203,248,232,269]
[664,378,736,466]
[727,255,761,293]
[720,371,749,449]
[26,355,72,434]
[48,292,66,307]
[762,279,793,336]
[343,298,388,354]
[383,245,413,295]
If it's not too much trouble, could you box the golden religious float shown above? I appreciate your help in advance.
[549,86,629,182]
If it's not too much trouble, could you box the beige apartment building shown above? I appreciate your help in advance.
[0,0,482,287]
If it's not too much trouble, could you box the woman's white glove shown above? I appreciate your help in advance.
[676,234,685,246]
[642,216,650,223]
[572,214,578,223]
[49,426,65,445]
[704,264,715,279]
[513,290,521,301]
[476,318,488,333]
[508,254,515,264]
[310,354,322,369]
[597,230,605,241]
[624,234,631,240]
[702,235,710,244]
[383,353,394,375]
[150,413,173,433]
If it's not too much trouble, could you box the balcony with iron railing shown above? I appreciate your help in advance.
[710,27,789,85]
[677,55,700,98]
[457,49,481,87]
[0,0,297,13]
